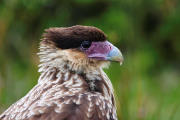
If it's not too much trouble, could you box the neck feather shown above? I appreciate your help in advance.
[37,43,114,99]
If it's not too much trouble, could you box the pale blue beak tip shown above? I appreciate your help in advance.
[106,46,123,64]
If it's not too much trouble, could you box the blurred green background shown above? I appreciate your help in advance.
[0,0,180,120]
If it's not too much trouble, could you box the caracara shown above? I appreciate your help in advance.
[0,25,123,120]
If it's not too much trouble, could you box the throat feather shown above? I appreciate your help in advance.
[38,65,112,99]
[38,44,114,98]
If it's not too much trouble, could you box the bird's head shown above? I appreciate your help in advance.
[39,25,123,73]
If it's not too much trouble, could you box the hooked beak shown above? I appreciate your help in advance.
[106,43,124,65]
[84,41,123,65]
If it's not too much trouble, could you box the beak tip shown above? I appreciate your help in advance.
[106,46,123,65]
[114,55,124,65]
[119,58,123,66]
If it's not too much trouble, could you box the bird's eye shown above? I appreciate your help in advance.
[81,41,92,49]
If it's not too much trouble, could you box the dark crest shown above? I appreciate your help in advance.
[42,25,107,49]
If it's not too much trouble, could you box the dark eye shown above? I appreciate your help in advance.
[81,41,91,49]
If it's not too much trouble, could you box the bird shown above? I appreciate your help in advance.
[0,25,123,120]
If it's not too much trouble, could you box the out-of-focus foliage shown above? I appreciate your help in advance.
[0,0,180,119]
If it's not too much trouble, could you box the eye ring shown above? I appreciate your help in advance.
[81,40,92,49]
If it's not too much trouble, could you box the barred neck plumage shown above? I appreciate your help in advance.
[37,43,115,100]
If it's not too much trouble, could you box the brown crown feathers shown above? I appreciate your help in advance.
[42,25,107,49]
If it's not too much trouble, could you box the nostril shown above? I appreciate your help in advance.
[109,45,112,50]
[102,44,112,50]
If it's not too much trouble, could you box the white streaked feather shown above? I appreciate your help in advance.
[0,44,117,120]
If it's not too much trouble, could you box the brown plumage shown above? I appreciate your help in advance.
[0,25,123,120]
